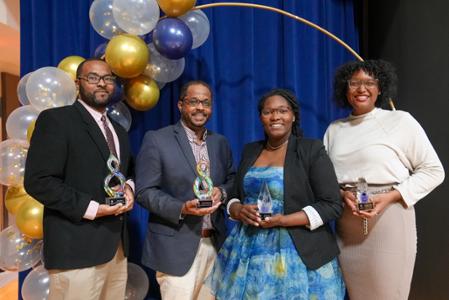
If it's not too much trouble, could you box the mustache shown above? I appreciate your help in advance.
[191,111,208,117]
[94,89,109,94]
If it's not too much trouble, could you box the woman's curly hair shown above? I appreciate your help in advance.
[333,60,398,108]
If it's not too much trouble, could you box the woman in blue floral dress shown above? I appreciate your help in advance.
[207,89,345,299]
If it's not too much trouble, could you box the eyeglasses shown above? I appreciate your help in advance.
[78,73,116,85]
[261,107,291,116]
[347,79,378,89]
[183,98,212,108]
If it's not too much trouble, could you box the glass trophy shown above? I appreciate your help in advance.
[193,160,213,208]
[104,154,127,206]
[356,177,374,211]
[257,181,273,220]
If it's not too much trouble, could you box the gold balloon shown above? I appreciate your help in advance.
[125,75,160,111]
[27,120,36,143]
[157,0,196,17]
[105,34,149,78]
[57,55,85,81]
[5,186,35,215]
[16,198,44,239]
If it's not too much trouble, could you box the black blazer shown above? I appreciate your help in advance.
[230,135,342,269]
[24,101,133,270]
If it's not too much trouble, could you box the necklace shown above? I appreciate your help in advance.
[266,139,288,150]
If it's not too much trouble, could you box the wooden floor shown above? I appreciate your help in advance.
[0,273,18,300]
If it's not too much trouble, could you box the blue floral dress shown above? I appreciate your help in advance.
[207,167,345,300]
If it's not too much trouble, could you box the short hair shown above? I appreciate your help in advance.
[333,59,398,108]
[76,58,109,78]
[258,88,302,137]
[179,80,213,101]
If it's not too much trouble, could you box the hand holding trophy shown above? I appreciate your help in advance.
[193,160,213,208]
[104,154,127,206]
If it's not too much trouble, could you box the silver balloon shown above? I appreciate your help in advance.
[112,0,160,35]
[107,101,132,131]
[6,105,40,140]
[26,67,77,112]
[144,43,185,83]
[0,139,28,186]
[89,0,125,39]
[17,72,33,105]
[125,263,149,300]
[179,9,210,49]
[21,264,50,300]
[0,225,42,272]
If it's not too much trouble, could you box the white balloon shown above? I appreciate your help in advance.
[21,264,50,300]
[112,0,160,36]
[125,263,149,300]
[0,139,29,186]
[0,225,42,272]
[179,9,210,49]
[144,43,185,83]
[89,0,125,39]
[26,67,77,112]
[17,72,33,105]
[6,105,40,140]
[107,101,132,132]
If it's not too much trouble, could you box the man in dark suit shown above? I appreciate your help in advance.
[24,58,134,300]
[136,81,235,299]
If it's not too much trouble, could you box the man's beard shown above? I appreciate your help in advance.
[79,87,111,109]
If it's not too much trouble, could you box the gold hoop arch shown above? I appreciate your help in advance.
[194,2,396,109]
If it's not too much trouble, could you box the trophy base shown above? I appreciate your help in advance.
[260,212,272,220]
[197,199,213,208]
[105,196,126,206]
[358,202,374,211]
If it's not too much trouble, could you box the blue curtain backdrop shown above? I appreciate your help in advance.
[20,0,358,298]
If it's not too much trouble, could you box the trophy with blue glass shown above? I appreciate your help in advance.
[356,177,374,211]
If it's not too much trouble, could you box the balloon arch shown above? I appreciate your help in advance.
[2,1,369,299]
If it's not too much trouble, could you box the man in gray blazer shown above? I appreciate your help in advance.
[136,81,235,299]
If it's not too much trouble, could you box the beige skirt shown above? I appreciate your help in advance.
[337,186,417,300]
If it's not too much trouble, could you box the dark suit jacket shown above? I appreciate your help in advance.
[230,135,342,270]
[24,101,133,270]
[136,122,235,276]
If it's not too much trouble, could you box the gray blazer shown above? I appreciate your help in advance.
[136,122,235,276]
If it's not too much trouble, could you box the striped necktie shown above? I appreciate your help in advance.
[101,115,118,159]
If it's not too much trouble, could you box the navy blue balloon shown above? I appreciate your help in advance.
[93,42,108,58]
[153,18,193,60]
[141,32,153,44]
